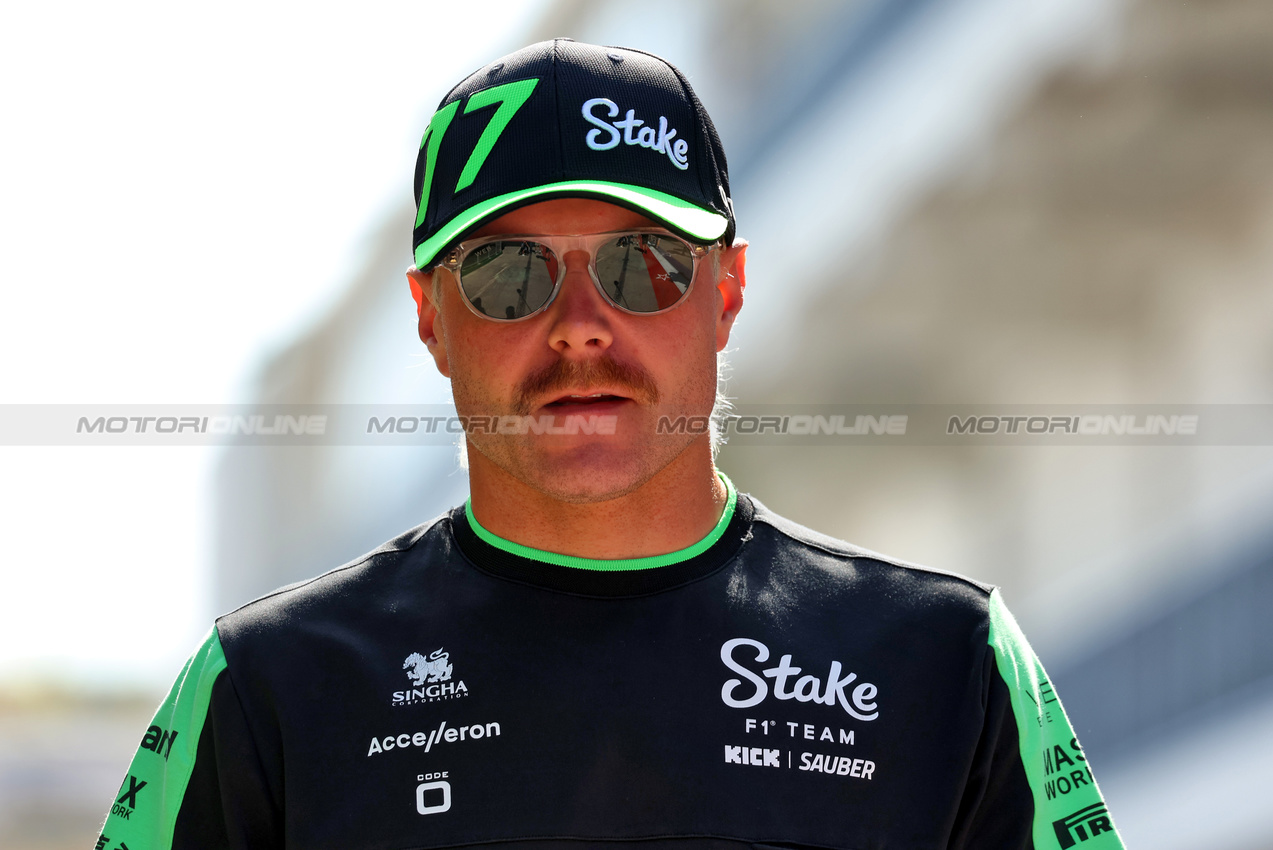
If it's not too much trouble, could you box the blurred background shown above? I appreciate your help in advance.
[3,0,1272,847]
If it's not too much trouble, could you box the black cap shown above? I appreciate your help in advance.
[412,38,735,269]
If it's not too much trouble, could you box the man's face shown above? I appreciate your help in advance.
[412,198,745,504]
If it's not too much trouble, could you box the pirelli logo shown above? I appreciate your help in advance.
[1053,802,1114,848]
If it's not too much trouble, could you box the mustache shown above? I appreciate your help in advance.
[513,357,659,415]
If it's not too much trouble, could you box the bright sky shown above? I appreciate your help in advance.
[0,1,545,691]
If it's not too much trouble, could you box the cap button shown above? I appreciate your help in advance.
[487,62,504,76]
[606,51,624,63]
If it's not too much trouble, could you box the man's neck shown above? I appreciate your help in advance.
[465,443,729,560]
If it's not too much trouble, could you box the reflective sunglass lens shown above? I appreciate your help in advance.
[459,241,559,320]
[594,234,695,313]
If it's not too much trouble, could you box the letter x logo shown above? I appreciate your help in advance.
[117,774,147,808]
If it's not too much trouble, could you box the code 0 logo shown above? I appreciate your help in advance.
[1053,802,1114,848]
[416,772,451,815]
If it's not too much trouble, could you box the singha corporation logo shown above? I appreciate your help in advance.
[393,648,469,706]
[405,649,453,685]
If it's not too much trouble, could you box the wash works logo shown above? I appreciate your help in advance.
[393,648,469,706]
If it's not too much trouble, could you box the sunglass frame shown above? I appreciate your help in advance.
[432,229,718,322]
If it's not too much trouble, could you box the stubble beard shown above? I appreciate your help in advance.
[453,355,715,504]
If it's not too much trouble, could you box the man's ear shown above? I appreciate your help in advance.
[714,238,747,351]
[406,267,450,378]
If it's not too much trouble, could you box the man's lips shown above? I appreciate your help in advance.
[542,390,633,409]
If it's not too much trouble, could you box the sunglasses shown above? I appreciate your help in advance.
[433,229,717,322]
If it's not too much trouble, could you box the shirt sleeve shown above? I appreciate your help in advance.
[97,626,282,849]
[958,588,1125,850]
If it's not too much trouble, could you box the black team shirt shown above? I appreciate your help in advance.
[99,479,1124,849]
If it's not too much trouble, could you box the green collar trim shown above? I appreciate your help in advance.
[464,474,737,572]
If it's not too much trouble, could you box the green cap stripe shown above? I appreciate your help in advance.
[102,627,229,848]
[987,590,1124,849]
[465,473,737,571]
[414,180,729,269]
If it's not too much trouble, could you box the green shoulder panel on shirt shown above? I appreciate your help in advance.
[99,627,228,850]
[987,589,1125,850]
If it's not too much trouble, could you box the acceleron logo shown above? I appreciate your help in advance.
[1052,802,1114,848]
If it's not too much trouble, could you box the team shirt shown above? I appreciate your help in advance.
[99,479,1123,849]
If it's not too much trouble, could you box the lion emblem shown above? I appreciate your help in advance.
[403,649,453,686]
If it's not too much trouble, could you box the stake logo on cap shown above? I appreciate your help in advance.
[412,38,735,271]
[581,97,689,169]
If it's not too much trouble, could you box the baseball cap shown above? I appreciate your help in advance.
[412,38,735,270]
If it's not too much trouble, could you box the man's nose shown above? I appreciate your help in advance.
[546,248,614,354]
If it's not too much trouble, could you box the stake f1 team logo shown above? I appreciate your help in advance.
[1053,802,1114,848]
[392,648,469,706]
[719,637,880,721]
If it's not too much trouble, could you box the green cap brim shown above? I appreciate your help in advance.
[413,180,730,269]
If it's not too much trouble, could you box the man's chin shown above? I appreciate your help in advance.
[469,436,668,504]
[516,446,657,505]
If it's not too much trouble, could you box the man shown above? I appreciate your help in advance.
[101,39,1123,849]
